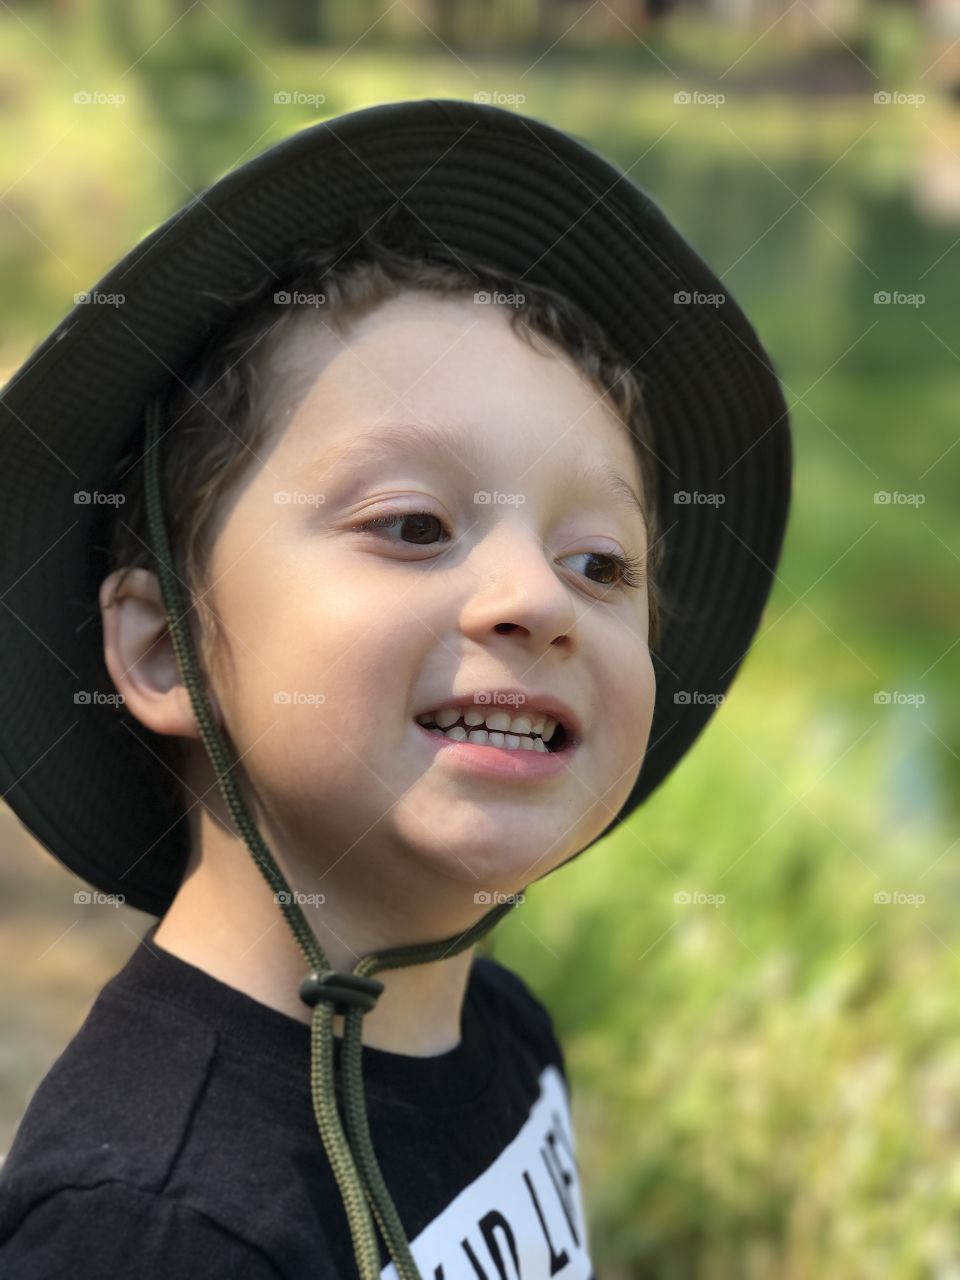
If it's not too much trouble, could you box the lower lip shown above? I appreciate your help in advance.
[414,723,574,780]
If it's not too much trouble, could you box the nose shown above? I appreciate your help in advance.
[458,522,579,653]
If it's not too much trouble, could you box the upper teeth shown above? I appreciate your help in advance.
[416,707,560,746]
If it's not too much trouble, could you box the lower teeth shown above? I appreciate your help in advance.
[429,725,550,753]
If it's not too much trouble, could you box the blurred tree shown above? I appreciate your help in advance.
[99,0,140,63]
[599,0,677,36]
[432,0,461,42]
[263,0,325,44]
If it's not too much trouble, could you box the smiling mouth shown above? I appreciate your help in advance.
[414,714,570,754]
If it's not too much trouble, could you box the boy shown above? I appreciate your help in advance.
[0,98,792,1277]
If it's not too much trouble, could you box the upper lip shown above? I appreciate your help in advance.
[415,689,582,744]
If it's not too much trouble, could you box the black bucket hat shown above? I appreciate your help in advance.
[0,97,792,1277]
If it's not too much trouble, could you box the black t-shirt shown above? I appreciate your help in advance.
[0,926,596,1278]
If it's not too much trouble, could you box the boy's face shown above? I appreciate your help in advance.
[198,291,655,920]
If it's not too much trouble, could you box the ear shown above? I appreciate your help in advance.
[99,567,223,740]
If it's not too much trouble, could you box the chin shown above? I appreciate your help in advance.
[405,826,559,900]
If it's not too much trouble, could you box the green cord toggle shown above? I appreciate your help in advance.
[300,970,385,1013]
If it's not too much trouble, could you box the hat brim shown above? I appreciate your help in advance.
[0,97,791,917]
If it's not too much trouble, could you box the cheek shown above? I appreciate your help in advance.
[217,552,436,744]
[586,646,655,827]
[631,649,657,755]
[597,620,657,750]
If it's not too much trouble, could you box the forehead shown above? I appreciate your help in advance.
[316,417,649,532]
[267,292,628,429]
[258,291,649,513]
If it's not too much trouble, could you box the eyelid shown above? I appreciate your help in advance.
[350,500,640,553]
[350,496,638,544]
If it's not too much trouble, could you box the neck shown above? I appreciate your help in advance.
[150,843,478,1058]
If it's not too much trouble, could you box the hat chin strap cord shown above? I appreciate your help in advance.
[142,392,521,1279]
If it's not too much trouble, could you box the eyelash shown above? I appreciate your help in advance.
[354,510,646,592]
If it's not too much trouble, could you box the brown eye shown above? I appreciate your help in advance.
[565,551,647,591]
[355,511,450,545]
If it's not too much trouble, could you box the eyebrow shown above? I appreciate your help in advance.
[313,420,649,530]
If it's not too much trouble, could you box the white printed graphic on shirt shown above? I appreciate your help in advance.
[381,1065,593,1279]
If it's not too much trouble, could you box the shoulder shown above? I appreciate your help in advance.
[0,977,220,1242]
[0,1181,283,1279]
[471,953,567,1078]
[472,952,552,1019]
